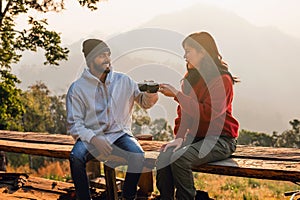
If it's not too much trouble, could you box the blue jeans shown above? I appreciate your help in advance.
[69,134,145,200]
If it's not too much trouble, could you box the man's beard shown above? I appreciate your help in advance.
[94,62,111,74]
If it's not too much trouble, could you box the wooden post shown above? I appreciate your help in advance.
[86,160,101,180]
[0,151,6,172]
[104,164,118,200]
[136,134,155,198]
[137,166,154,197]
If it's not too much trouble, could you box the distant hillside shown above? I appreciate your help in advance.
[12,3,300,134]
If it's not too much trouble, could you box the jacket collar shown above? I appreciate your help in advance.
[82,67,114,85]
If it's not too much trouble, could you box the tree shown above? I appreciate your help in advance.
[0,0,104,68]
[48,94,67,134]
[289,119,300,134]
[237,129,274,147]
[21,81,66,134]
[274,119,300,148]
[131,103,174,141]
[0,69,24,131]
[131,103,151,135]
[0,0,104,171]
[149,118,173,141]
[0,0,104,127]
[21,82,53,132]
[0,1,68,69]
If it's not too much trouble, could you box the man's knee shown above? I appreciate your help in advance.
[128,152,145,163]
[69,152,86,167]
[126,152,145,172]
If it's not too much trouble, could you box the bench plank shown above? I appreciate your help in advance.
[0,130,74,145]
[2,131,300,161]
[144,152,300,182]
[1,131,300,184]
[0,130,165,151]
[194,158,300,182]
[233,145,300,161]
[0,139,72,159]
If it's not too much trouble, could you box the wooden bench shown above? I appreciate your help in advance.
[0,130,300,199]
[0,130,164,199]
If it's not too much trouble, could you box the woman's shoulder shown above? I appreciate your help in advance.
[209,73,233,87]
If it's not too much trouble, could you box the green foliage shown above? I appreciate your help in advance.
[274,129,300,148]
[237,129,274,147]
[0,0,103,130]
[0,0,104,68]
[149,118,173,141]
[6,152,29,167]
[48,94,67,134]
[0,0,104,171]
[22,82,53,132]
[242,193,259,200]
[131,103,151,135]
[289,119,300,133]
[0,70,24,130]
[131,103,173,141]
[220,179,246,193]
[247,178,260,189]
[0,1,69,68]
[238,119,300,148]
[21,81,66,134]
[78,0,104,10]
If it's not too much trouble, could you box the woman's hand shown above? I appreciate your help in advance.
[163,138,183,152]
[159,84,179,98]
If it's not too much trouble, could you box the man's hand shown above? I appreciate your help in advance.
[163,138,183,152]
[90,136,112,156]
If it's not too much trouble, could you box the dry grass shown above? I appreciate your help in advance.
[192,173,300,200]
[6,162,300,200]
[6,160,71,182]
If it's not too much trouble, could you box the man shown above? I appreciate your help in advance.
[66,39,158,200]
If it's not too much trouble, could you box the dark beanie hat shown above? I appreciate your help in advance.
[82,39,110,60]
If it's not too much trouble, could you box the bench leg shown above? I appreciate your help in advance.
[104,164,118,200]
[138,167,154,197]
[86,160,101,179]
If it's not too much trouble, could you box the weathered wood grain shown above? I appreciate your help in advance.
[0,130,300,183]
[193,158,300,182]
[233,145,300,161]
[0,130,74,145]
[1,130,300,161]
[0,139,72,159]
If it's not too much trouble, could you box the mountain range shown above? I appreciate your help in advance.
[12,3,300,134]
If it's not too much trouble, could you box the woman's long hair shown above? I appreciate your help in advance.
[181,32,238,93]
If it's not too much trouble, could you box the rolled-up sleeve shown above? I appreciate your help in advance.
[136,92,158,109]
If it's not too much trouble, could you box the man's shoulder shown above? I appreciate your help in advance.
[112,71,133,81]
[112,70,127,77]
[67,76,89,95]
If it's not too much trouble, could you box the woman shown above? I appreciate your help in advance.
[156,32,239,200]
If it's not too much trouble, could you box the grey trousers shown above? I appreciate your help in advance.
[156,134,236,200]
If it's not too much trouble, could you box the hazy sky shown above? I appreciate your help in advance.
[17,0,300,43]
[12,0,300,133]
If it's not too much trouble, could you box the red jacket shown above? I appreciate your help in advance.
[174,73,239,139]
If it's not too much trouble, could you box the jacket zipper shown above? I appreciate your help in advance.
[103,83,110,130]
